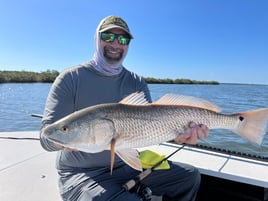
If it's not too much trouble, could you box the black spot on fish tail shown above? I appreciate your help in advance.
[239,116,244,121]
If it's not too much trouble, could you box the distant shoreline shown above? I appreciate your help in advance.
[0,70,220,85]
[1,70,267,86]
[0,70,219,85]
[0,70,59,83]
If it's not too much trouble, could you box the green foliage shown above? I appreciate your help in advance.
[0,70,59,83]
[143,77,219,85]
[0,70,219,85]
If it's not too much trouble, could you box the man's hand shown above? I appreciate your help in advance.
[174,122,209,145]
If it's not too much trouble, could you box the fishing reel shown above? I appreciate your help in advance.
[135,183,152,201]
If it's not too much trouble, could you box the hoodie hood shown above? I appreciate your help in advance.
[90,16,130,76]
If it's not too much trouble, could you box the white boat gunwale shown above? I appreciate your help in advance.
[0,131,268,201]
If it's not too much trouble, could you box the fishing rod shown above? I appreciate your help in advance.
[108,144,186,201]
[31,113,43,118]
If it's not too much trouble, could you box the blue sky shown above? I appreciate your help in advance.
[1,0,267,85]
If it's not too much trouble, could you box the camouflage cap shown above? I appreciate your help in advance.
[99,16,133,39]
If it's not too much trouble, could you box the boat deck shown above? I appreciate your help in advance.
[1,131,268,201]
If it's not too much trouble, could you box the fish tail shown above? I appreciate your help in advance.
[233,108,268,145]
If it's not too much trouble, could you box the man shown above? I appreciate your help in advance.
[40,15,209,201]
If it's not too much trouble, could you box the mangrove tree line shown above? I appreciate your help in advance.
[0,70,219,84]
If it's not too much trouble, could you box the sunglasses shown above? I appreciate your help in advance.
[100,32,131,45]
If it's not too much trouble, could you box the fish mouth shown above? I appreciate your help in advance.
[43,129,66,146]
[45,136,65,145]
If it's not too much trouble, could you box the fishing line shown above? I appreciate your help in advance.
[0,136,40,140]
[108,144,186,201]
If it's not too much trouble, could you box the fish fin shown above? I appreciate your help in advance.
[116,149,143,171]
[233,108,268,145]
[119,91,150,105]
[110,139,116,175]
[153,94,221,112]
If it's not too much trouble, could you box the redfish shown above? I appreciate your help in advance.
[42,92,268,171]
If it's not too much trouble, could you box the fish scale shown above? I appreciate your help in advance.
[100,104,239,149]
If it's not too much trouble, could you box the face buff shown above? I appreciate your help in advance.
[90,17,129,76]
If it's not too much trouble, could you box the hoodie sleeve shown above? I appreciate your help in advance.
[40,69,76,151]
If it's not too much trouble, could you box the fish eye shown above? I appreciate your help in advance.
[60,126,70,133]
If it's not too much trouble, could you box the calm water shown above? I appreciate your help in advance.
[0,83,268,157]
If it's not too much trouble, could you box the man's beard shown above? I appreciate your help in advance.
[103,46,124,64]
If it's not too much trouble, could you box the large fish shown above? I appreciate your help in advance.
[42,92,268,172]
